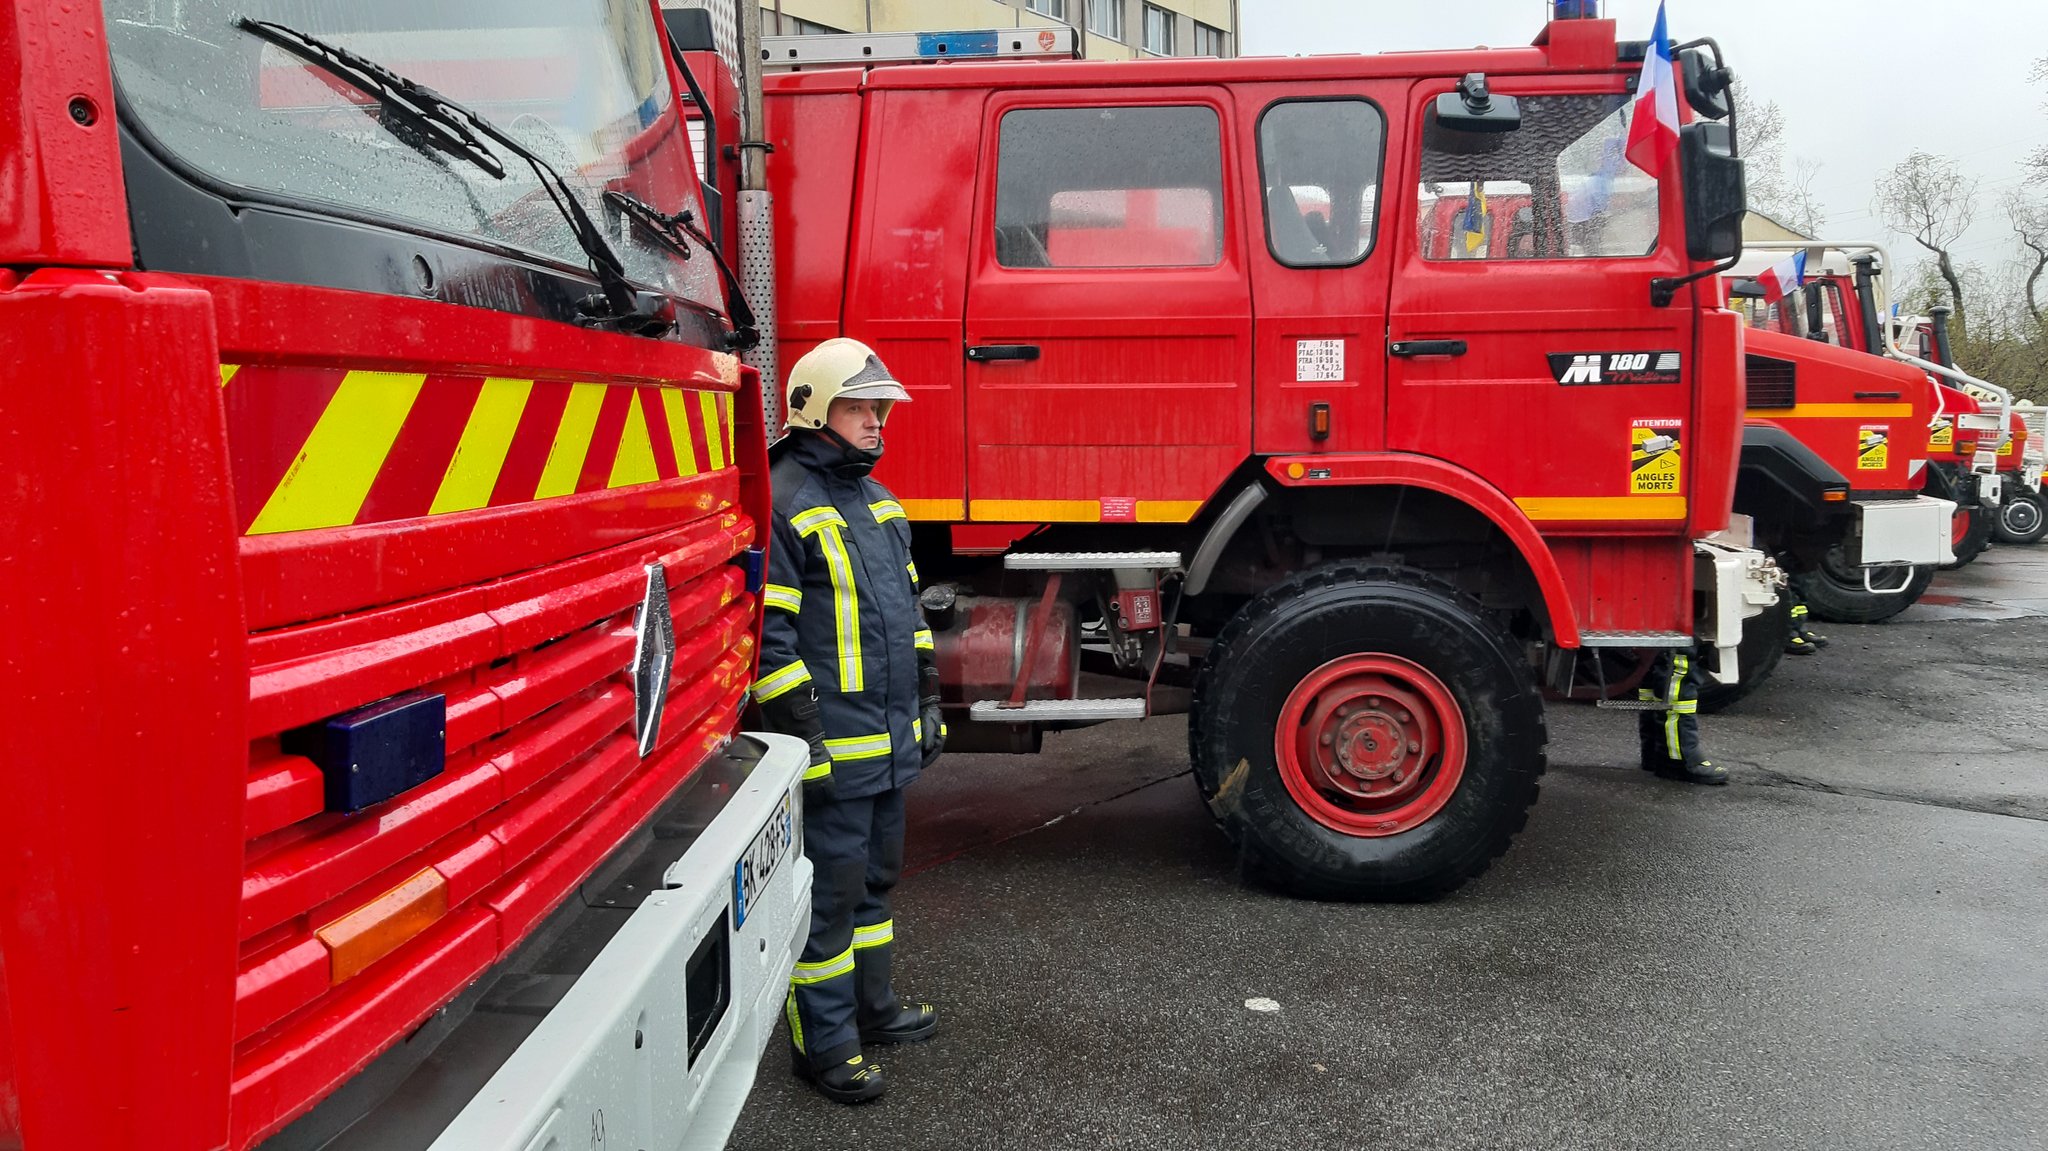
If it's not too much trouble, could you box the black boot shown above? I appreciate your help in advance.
[1648,756,1729,786]
[862,1002,938,1045]
[792,1046,886,1104]
[855,938,938,1044]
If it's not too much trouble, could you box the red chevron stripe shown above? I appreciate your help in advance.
[575,383,635,493]
[489,380,572,507]
[684,390,714,475]
[224,366,347,533]
[354,374,486,524]
[637,385,681,481]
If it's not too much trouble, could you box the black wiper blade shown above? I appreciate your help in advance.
[236,19,506,179]
[236,19,672,336]
[603,190,760,350]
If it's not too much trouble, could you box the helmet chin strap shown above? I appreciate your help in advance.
[818,425,884,466]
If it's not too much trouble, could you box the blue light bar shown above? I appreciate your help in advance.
[1554,0,1601,17]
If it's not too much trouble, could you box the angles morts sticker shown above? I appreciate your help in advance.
[1631,420,1683,494]
[1549,351,1683,386]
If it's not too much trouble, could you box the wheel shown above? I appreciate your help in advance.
[1994,489,2047,545]
[1697,596,1792,714]
[1792,543,1936,625]
[1188,564,1546,902]
[1942,504,1995,569]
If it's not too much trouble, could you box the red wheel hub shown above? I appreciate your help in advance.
[1274,654,1467,837]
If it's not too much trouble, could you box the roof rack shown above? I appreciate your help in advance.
[760,27,1081,70]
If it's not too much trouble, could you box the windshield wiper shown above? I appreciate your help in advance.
[603,190,760,349]
[236,18,673,336]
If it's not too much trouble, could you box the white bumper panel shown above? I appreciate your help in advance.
[1857,496,1957,568]
[429,733,812,1151]
[1694,523,1784,685]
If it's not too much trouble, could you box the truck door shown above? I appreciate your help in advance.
[961,89,1253,525]
[1385,78,1698,530]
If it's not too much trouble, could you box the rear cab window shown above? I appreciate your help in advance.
[1256,98,1386,268]
[994,105,1225,269]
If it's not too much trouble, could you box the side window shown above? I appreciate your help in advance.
[1258,99,1386,268]
[994,105,1224,269]
[1416,93,1658,261]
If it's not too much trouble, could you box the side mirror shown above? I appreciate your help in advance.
[1679,121,1746,262]
[1728,279,1765,300]
[1432,72,1522,134]
[1680,48,1732,121]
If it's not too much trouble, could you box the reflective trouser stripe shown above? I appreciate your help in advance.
[1791,604,1809,619]
[765,583,802,614]
[824,732,891,763]
[912,717,922,743]
[852,919,893,951]
[1665,654,1689,759]
[754,659,812,702]
[814,526,864,692]
[785,990,806,1053]
[914,628,934,651]
[792,947,855,985]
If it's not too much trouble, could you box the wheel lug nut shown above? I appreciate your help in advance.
[1397,711,1411,723]
[1408,741,1421,753]
[1320,733,1334,746]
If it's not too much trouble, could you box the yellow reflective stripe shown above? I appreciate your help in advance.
[607,389,661,489]
[430,377,533,515]
[533,382,608,499]
[218,364,241,388]
[914,628,934,651]
[1665,655,1688,759]
[785,990,805,1053]
[765,583,803,614]
[802,761,833,783]
[699,390,728,470]
[659,388,700,477]
[912,717,923,743]
[816,526,864,692]
[754,659,813,702]
[247,371,428,534]
[870,499,907,524]
[907,561,919,587]
[792,947,855,985]
[823,732,891,761]
[852,920,894,950]
[792,506,848,536]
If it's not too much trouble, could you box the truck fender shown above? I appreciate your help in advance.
[1734,423,1851,532]
[1244,454,1582,648]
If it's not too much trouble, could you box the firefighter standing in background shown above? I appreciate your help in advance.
[1638,647,1727,785]
[754,338,946,1104]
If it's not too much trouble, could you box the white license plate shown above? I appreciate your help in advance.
[732,789,795,929]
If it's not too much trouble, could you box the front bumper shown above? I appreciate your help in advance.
[1854,495,1957,568]
[1696,517,1785,685]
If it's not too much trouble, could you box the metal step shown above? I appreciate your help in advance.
[1578,630,1693,648]
[969,698,1148,722]
[1593,699,1673,712]
[1003,551,1181,572]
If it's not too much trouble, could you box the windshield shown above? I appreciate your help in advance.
[105,0,723,314]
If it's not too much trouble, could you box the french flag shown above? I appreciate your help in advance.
[1625,2,1681,176]
[1759,249,1808,305]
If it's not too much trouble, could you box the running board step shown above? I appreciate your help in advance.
[1003,551,1181,571]
[1593,699,1675,712]
[1577,631,1694,648]
[969,698,1148,722]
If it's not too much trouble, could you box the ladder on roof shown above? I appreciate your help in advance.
[760,27,1081,70]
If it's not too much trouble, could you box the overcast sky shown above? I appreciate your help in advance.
[1242,0,2048,276]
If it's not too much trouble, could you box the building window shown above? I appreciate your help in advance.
[1142,5,1174,54]
[1258,100,1387,268]
[995,105,1224,269]
[1086,0,1124,42]
[1193,21,1227,57]
[1025,0,1069,20]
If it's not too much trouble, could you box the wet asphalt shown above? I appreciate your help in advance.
[729,548,2048,1151]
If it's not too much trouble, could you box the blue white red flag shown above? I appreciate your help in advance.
[1759,249,1807,305]
[1625,2,1681,176]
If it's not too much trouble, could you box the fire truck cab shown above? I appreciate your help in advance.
[727,14,1774,901]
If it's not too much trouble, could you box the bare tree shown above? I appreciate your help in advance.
[2005,187,2048,323]
[1731,79,1825,236]
[1874,152,1979,337]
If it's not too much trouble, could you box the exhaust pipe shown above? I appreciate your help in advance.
[1928,305,1956,370]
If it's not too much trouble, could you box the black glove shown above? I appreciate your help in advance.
[917,661,945,768]
[759,683,833,803]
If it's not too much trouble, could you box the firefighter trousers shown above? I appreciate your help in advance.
[786,787,907,1069]
[1638,648,1705,766]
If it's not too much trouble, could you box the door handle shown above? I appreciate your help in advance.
[1389,339,1468,358]
[967,344,1041,362]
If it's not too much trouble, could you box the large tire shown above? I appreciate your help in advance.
[1696,597,1792,715]
[1943,504,1995,569]
[1793,544,1936,625]
[1994,489,2047,545]
[1188,564,1545,902]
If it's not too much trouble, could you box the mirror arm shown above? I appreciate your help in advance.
[1672,36,1738,152]
[1656,37,1742,307]
[1651,252,1741,308]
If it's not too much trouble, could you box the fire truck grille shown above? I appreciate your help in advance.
[1745,354,1798,409]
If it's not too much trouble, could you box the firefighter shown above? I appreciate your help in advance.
[1785,598,1829,656]
[754,338,946,1105]
[1637,647,1727,785]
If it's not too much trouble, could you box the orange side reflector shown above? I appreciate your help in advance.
[315,868,449,985]
[1823,490,1849,502]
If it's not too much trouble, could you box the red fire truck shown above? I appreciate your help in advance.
[1,2,806,1148]
[713,14,1777,902]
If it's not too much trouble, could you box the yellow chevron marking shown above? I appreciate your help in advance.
[609,390,661,489]
[219,364,241,388]
[719,391,736,461]
[247,371,427,535]
[534,382,607,499]
[660,388,700,476]
[430,377,533,515]
[699,390,728,471]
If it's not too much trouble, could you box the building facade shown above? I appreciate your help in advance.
[758,0,1237,60]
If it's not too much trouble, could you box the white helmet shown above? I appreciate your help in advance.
[784,338,911,432]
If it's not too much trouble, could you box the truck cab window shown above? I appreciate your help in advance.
[1416,93,1658,261]
[1257,99,1386,268]
[994,105,1225,269]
